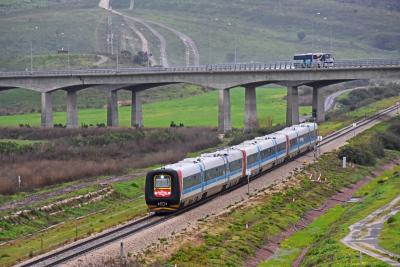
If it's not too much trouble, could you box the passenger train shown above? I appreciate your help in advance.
[145,123,319,213]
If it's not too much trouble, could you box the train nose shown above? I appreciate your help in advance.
[154,189,172,198]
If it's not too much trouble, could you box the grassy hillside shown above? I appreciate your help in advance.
[0,0,399,68]
[0,87,311,128]
[0,84,209,115]
[122,0,400,64]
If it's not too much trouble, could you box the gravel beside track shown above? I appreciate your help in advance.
[16,104,400,267]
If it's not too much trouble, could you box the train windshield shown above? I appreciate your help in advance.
[154,174,171,188]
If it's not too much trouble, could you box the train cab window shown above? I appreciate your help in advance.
[154,174,172,198]
[155,175,171,188]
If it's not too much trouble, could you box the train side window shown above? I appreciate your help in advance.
[229,159,242,171]
[183,173,202,190]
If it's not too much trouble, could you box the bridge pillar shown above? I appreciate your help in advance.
[244,85,258,131]
[131,90,143,128]
[41,92,53,128]
[312,87,325,123]
[286,86,299,126]
[218,89,232,133]
[107,90,119,127]
[66,90,79,128]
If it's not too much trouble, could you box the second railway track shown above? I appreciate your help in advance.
[17,103,400,267]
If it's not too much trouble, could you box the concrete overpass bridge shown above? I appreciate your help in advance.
[0,59,399,132]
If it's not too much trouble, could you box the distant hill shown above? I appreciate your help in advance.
[332,0,400,11]
[0,0,399,116]
[0,0,399,68]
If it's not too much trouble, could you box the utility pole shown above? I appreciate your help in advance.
[129,0,134,10]
[312,12,321,52]
[30,26,39,73]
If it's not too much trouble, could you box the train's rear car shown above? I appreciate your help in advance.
[145,169,181,213]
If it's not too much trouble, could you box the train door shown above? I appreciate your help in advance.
[198,162,205,193]
[255,145,261,171]
[272,139,278,162]
[223,155,230,183]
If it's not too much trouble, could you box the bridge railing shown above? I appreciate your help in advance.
[0,59,399,77]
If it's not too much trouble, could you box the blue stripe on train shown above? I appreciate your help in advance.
[183,137,317,195]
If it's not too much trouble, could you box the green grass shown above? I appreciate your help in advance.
[299,164,400,267]
[319,96,400,136]
[378,211,400,255]
[0,87,311,128]
[0,178,148,267]
[0,139,43,145]
[0,84,208,114]
[1,0,399,70]
[260,205,347,267]
[260,164,400,267]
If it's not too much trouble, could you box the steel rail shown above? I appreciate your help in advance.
[17,103,400,267]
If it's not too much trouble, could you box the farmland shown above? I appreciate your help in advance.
[0,87,311,128]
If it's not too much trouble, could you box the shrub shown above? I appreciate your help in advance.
[387,216,396,224]
[338,145,376,166]
[378,132,400,151]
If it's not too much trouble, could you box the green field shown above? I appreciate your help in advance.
[0,87,311,128]
[378,210,400,255]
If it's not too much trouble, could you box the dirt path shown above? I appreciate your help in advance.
[99,0,199,66]
[325,87,366,111]
[112,10,169,67]
[342,196,400,266]
[147,20,200,66]
[98,0,164,66]
[0,170,147,212]
[93,54,109,66]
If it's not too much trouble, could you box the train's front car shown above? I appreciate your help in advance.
[145,168,181,213]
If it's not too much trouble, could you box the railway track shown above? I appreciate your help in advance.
[17,103,400,267]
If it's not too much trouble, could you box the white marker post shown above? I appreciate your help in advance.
[343,157,347,169]
[18,176,21,189]
[120,241,125,260]
[352,123,357,138]
[397,101,399,115]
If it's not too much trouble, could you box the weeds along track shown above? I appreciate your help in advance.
[16,103,400,267]
[320,104,399,146]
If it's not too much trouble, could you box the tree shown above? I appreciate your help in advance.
[297,31,306,42]
[133,51,149,65]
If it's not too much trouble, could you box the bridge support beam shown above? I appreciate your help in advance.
[107,90,119,127]
[244,85,258,131]
[286,86,299,126]
[66,90,79,128]
[41,92,53,128]
[312,87,325,123]
[218,89,232,133]
[131,90,143,128]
